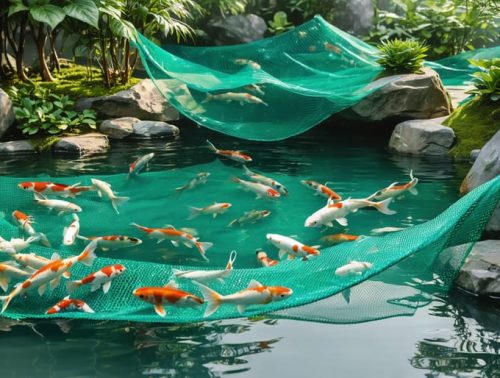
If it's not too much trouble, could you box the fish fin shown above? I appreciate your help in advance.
[156,239,164,244]
[111,196,129,214]
[336,218,348,227]
[82,303,95,313]
[171,268,182,276]
[247,279,263,289]
[325,221,334,227]
[90,282,101,292]
[409,169,414,180]
[101,281,111,294]
[216,278,225,284]
[50,276,61,291]
[196,242,213,260]
[188,207,201,220]
[225,250,237,270]
[288,254,295,260]
[76,234,89,241]
[78,240,98,267]
[164,280,178,289]
[237,304,246,314]
[57,211,65,217]
[37,233,51,247]
[33,192,47,201]
[101,247,109,251]
[154,303,166,317]
[51,252,61,261]
[212,213,217,219]
[0,277,9,292]
[206,140,217,152]
[227,219,237,227]
[375,198,397,215]
[278,249,287,260]
[194,282,222,317]
[0,292,14,313]
[38,284,47,296]
[171,240,180,247]
[409,187,418,195]
[66,280,80,293]
[341,288,351,304]
[242,165,252,176]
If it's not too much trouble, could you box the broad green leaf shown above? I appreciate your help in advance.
[8,2,28,16]
[30,4,66,30]
[64,0,99,29]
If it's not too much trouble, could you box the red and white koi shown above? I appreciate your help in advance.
[243,165,288,196]
[196,279,293,317]
[203,92,268,106]
[0,263,31,291]
[232,177,280,199]
[133,281,203,317]
[256,249,279,267]
[266,234,320,261]
[188,202,232,219]
[78,235,142,251]
[320,233,360,245]
[206,140,253,163]
[12,210,50,247]
[67,264,126,294]
[33,193,82,216]
[335,261,373,276]
[129,153,155,177]
[172,251,237,284]
[301,180,342,201]
[46,296,94,314]
[368,170,419,201]
[234,58,261,70]
[90,178,129,214]
[228,209,271,227]
[176,172,210,194]
[132,223,212,262]
[18,181,91,198]
[63,214,80,246]
[0,240,97,313]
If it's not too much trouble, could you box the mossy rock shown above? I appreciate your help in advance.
[29,136,60,152]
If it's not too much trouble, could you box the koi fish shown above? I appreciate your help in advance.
[305,197,396,228]
[228,209,271,227]
[0,241,97,313]
[175,172,210,194]
[196,279,293,317]
[46,296,94,314]
[18,182,91,198]
[266,234,320,260]
[203,92,268,106]
[301,180,341,201]
[245,84,265,96]
[206,140,252,163]
[66,264,126,294]
[368,170,419,201]
[335,261,373,276]
[133,281,203,317]
[232,177,280,199]
[320,233,359,245]
[77,235,142,251]
[0,263,31,291]
[0,236,39,254]
[243,166,288,196]
[234,59,261,70]
[256,249,278,267]
[11,210,51,247]
[33,193,82,216]
[324,42,342,54]
[90,178,129,214]
[371,226,405,234]
[172,251,237,284]
[188,203,232,219]
[63,214,80,246]
[132,223,212,262]
[10,252,71,277]
[129,153,155,177]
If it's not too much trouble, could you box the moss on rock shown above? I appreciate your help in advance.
[29,136,60,152]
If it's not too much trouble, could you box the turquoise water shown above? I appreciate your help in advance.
[0,124,497,377]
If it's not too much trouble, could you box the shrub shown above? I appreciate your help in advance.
[376,39,428,74]
[466,59,500,102]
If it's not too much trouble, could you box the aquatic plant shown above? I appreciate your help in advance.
[466,59,500,102]
[376,39,428,74]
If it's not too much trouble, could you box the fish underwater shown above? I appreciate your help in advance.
[368,170,418,201]
[90,178,129,214]
[335,261,373,276]
[62,214,80,246]
[243,165,288,196]
[0,263,31,291]
[176,172,210,194]
[78,235,142,251]
[320,233,360,245]
[18,182,91,198]
[245,84,265,96]
[46,296,94,314]
[9,252,71,279]
[66,264,126,294]
[33,193,82,216]
[301,180,341,201]
[206,140,252,163]
[172,251,237,284]
[188,203,232,219]
[228,210,271,227]
[234,59,261,70]
[232,177,280,199]
[266,234,320,261]
[129,153,155,177]
[203,92,268,106]
[256,249,279,267]
[11,210,50,247]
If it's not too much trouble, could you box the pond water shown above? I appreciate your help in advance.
[0,123,498,377]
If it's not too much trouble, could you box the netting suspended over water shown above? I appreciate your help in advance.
[132,15,499,141]
[0,167,498,324]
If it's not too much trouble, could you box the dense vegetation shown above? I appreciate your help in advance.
[377,39,428,74]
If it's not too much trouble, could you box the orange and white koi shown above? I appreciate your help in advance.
[18,181,91,198]
[206,140,252,163]
[228,209,271,227]
[63,214,80,246]
[173,251,237,284]
[335,261,373,276]
[12,210,50,247]
[0,263,31,291]
[301,180,341,200]
[33,193,82,215]
[266,234,320,261]
[133,280,203,317]
[176,172,210,194]
[203,92,268,106]
[368,170,419,201]
[232,177,280,199]
[132,223,212,262]
[196,279,293,317]
[46,296,94,314]
[67,264,126,294]
[77,235,142,250]
[129,153,155,177]
[10,252,71,279]
[320,233,359,245]
[188,202,232,219]
[243,165,288,196]
[234,58,261,70]
[0,241,97,313]
[256,249,278,267]
[324,42,342,54]
[90,178,129,214]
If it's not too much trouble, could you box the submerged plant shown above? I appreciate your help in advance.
[376,39,428,74]
[466,59,500,102]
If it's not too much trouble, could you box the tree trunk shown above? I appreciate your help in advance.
[98,24,111,88]
[32,23,55,82]
[15,15,29,82]
[49,30,61,72]
[122,38,130,84]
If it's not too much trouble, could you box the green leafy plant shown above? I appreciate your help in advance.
[466,59,500,102]
[8,85,97,136]
[268,11,293,34]
[377,39,428,74]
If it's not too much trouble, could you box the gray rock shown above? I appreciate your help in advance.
[83,79,179,121]
[388,119,455,156]
[346,68,452,121]
[99,117,139,139]
[207,14,267,45]
[52,133,109,155]
[74,97,96,111]
[0,140,36,154]
[460,130,500,236]
[470,149,481,163]
[455,240,500,297]
[0,89,15,139]
[132,121,179,139]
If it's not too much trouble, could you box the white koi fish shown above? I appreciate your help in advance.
[266,234,320,260]
[371,227,405,234]
[90,178,129,214]
[77,235,142,251]
[46,296,94,314]
[203,92,268,106]
[0,236,41,254]
[0,263,31,291]
[232,177,280,199]
[243,166,288,196]
[176,172,210,194]
[301,180,341,200]
[67,264,126,294]
[196,279,293,317]
[172,251,237,284]
[129,153,155,177]
[368,170,419,201]
[335,261,373,276]
[33,193,82,216]
[63,214,80,246]
[228,209,271,227]
[12,210,51,247]
[188,203,232,219]
[206,140,252,163]
[234,59,261,70]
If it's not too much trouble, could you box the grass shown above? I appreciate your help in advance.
[444,98,500,160]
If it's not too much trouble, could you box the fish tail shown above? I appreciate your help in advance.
[36,232,51,247]
[0,285,20,313]
[231,177,241,184]
[66,280,81,293]
[188,207,202,220]
[131,223,151,234]
[227,219,237,227]
[225,250,237,270]
[76,234,89,241]
[33,192,47,202]
[242,165,252,176]
[82,303,95,313]
[206,139,217,152]
[77,240,98,267]
[409,169,414,180]
[195,242,213,261]
[202,94,213,104]
[374,198,397,215]
[195,282,222,317]
[111,196,129,214]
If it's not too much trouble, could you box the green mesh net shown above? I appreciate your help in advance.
[132,15,498,141]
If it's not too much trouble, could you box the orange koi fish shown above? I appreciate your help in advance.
[67,264,126,294]
[368,170,419,201]
[266,234,320,261]
[46,296,94,314]
[301,180,341,200]
[206,140,252,163]
[320,233,359,245]
[232,177,280,199]
[18,181,91,198]
[188,202,232,219]
[256,249,279,267]
[12,210,51,247]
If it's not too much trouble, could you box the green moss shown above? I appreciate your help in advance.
[29,136,60,152]
[444,99,500,159]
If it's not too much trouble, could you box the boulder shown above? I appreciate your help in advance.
[132,121,179,139]
[52,133,109,155]
[460,130,500,236]
[99,117,139,139]
[207,14,267,45]
[388,119,455,156]
[0,140,35,154]
[78,79,179,122]
[0,89,15,139]
[455,240,500,297]
[346,68,452,121]
[470,149,481,163]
